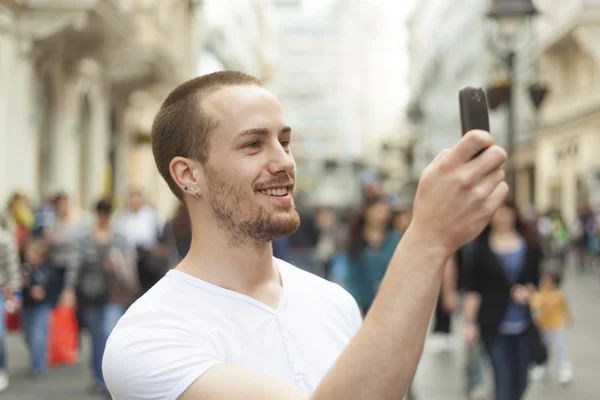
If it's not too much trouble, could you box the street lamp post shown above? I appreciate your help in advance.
[486,0,539,195]
[505,50,517,192]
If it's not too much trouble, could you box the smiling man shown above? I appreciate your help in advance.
[102,71,508,400]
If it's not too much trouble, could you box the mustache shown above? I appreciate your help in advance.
[256,177,295,190]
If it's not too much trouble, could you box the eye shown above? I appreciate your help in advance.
[244,141,261,149]
[280,140,292,150]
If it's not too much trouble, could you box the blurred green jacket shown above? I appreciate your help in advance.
[345,231,400,313]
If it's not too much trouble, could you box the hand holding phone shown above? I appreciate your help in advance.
[459,86,490,135]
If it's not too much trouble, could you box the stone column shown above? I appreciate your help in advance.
[5,37,39,200]
[37,64,62,198]
[54,71,110,209]
[51,70,80,200]
[112,99,131,203]
[0,15,15,203]
[55,58,111,209]
[85,79,110,206]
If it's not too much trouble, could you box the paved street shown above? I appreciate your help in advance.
[2,332,101,400]
[414,265,600,400]
[2,265,599,399]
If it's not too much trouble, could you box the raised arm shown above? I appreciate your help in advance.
[178,130,508,400]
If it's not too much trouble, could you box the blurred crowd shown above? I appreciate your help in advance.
[274,185,598,400]
[0,189,190,397]
[0,182,598,399]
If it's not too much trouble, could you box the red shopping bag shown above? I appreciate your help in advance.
[5,311,20,332]
[4,294,21,332]
[48,305,79,367]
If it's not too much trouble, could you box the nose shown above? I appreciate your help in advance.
[267,140,295,176]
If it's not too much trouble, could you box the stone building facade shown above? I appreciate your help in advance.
[0,0,198,217]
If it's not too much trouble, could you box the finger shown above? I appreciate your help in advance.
[453,130,494,163]
[468,145,507,181]
[471,168,506,202]
[421,148,451,180]
[430,148,451,165]
[482,181,509,217]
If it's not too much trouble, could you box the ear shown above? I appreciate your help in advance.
[169,156,205,197]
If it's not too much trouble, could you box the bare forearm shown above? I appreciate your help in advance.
[179,129,509,400]
[462,292,480,322]
[312,227,450,400]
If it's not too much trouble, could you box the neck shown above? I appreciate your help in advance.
[176,210,280,296]
[490,228,516,238]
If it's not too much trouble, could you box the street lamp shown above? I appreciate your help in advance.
[486,0,545,195]
[487,0,537,39]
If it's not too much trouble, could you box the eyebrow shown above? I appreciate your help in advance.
[235,126,292,139]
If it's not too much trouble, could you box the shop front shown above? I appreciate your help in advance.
[536,118,600,221]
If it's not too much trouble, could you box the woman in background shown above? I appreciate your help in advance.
[463,197,543,400]
[344,196,416,400]
[44,193,81,309]
[345,196,397,315]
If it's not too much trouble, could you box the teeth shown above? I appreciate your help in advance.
[260,187,288,196]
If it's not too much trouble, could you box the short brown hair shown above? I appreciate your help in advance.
[151,71,263,200]
[95,197,113,214]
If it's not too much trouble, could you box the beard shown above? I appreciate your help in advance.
[204,165,301,245]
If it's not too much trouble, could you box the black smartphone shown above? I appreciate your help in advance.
[459,86,490,135]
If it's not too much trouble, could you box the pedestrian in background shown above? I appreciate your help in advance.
[159,203,192,269]
[43,193,82,309]
[114,189,164,294]
[441,250,487,400]
[463,197,543,400]
[0,223,23,392]
[20,239,53,378]
[76,198,139,396]
[285,191,320,275]
[530,269,574,384]
[345,195,397,315]
[314,207,339,280]
[391,205,412,236]
[2,192,35,258]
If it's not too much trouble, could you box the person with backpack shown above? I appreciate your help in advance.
[76,199,139,395]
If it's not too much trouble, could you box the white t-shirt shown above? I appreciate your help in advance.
[103,258,362,400]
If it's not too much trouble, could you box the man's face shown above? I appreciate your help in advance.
[198,85,300,244]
